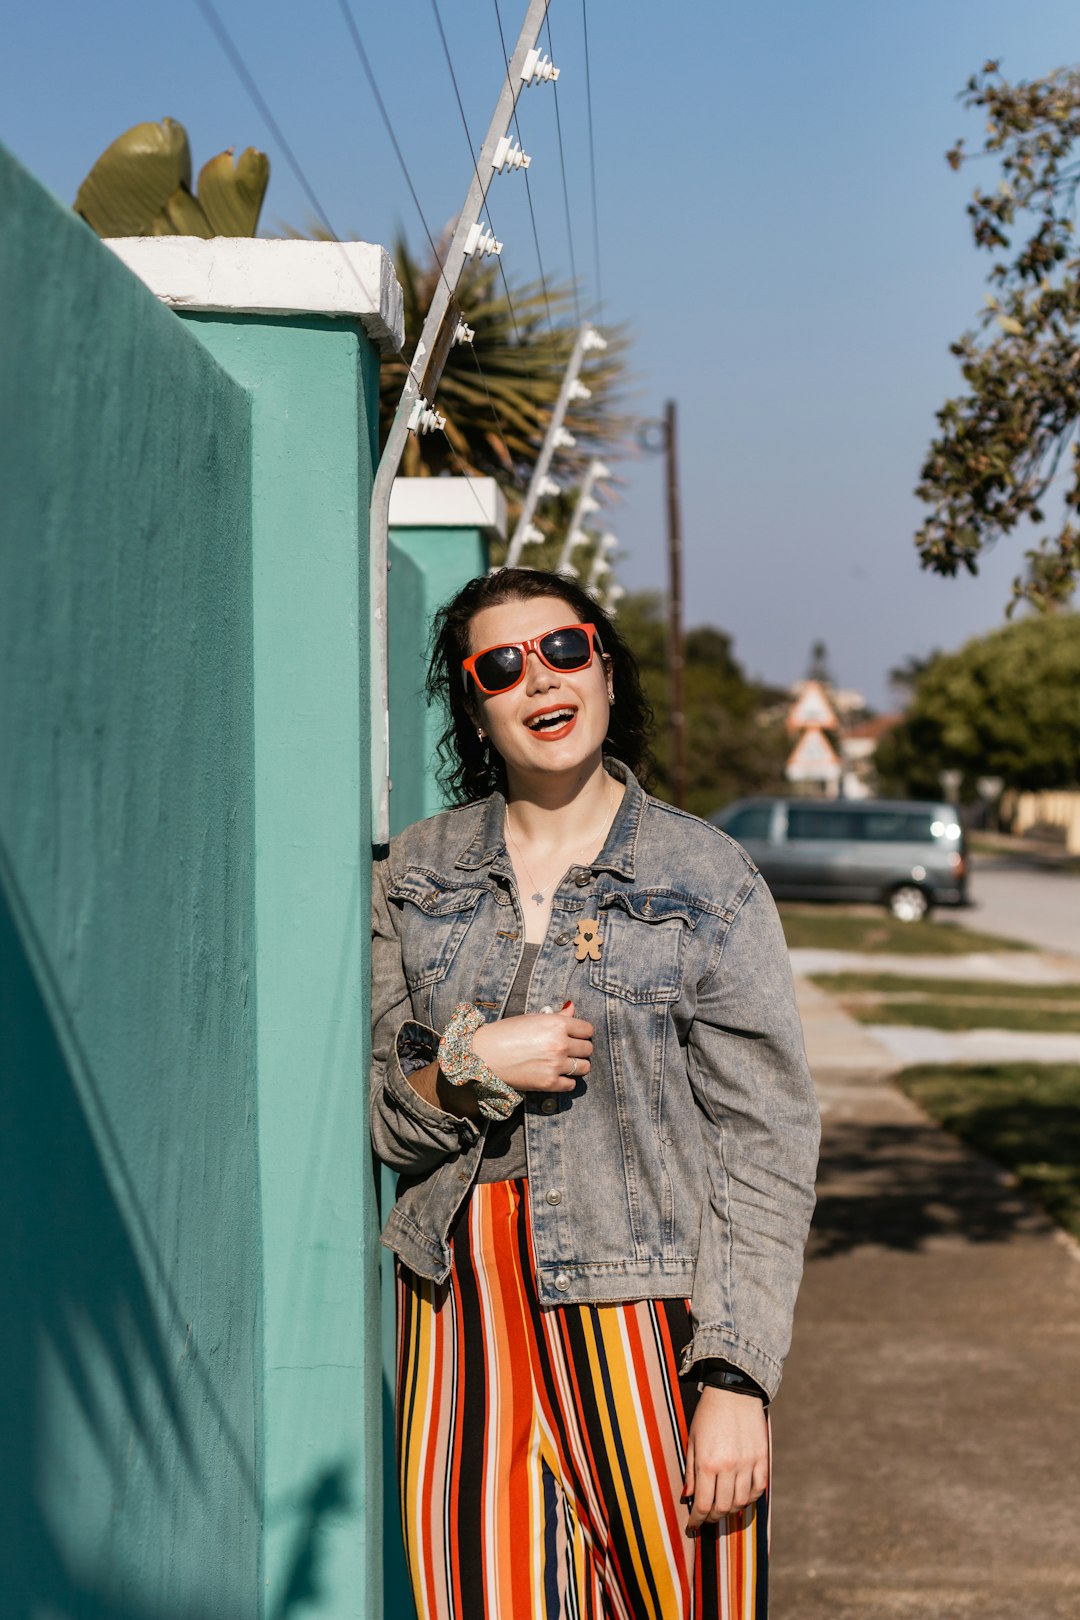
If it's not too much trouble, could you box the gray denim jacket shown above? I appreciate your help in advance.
[370,759,820,1400]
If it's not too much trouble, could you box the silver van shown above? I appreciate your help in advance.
[711,797,968,921]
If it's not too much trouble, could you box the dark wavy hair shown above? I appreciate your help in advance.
[426,568,655,805]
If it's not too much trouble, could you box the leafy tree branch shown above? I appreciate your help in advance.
[917,61,1080,611]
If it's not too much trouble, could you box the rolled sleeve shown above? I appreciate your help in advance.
[369,858,482,1173]
[682,874,820,1401]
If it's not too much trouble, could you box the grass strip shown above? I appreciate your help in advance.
[779,905,1030,956]
[895,1063,1080,1240]
[811,972,1080,1000]
[856,1002,1080,1033]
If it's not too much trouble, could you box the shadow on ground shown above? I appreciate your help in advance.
[806,1114,1049,1260]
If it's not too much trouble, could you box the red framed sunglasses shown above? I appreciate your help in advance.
[462,622,604,695]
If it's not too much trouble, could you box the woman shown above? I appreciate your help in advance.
[370,568,819,1619]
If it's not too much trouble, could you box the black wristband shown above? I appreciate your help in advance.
[692,1359,768,1403]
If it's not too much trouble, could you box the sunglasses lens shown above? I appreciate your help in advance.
[540,627,592,670]
[474,644,525,692]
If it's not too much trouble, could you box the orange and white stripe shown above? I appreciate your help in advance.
[396,1178,768,1619]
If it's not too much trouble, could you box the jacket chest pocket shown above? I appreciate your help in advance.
[589,891,700,1003]
[389,873,486,992]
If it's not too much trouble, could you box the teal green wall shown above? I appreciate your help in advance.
[381,521,488,1617]
[186,313,383,1620]
[387,526,489,835]
[0,142,261,1616]
[1,136,390,1620]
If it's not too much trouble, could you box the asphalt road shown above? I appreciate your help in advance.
[945,856,1080,958]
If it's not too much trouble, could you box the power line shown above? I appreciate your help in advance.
[426,0,523,345]
[194,0,426,403]
[427,0,528,481]
[334,0,451,292]
[193,0,495,524]
[335,0,525,492]
[195,0,436,397]
[441,423,513,527]
[581,0,604,317]
[194,0,342,247]
[544,7,582,325]
[493,0,556,334]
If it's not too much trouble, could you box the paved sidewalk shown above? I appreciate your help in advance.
[790,947,1080,985]
[769,978,1080,1619]
[865,1022,1080,1066]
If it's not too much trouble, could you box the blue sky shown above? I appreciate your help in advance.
[4,0,1079,704]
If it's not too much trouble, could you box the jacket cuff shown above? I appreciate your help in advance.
[382,1019,483,1147]
[679,1326,783,1403]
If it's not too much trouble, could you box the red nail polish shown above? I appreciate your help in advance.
[561,999,572,1011]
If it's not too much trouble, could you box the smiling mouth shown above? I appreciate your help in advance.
[525,706,578,736]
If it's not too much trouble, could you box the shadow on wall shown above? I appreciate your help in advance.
[0,867,351,1619]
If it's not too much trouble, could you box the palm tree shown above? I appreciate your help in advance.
[345,230,635,578]
[381,235,631,483]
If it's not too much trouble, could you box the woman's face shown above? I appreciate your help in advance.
[465,594,613,784]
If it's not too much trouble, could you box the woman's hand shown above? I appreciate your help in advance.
[683,1388,769,1532]
[471,1001,593,1094]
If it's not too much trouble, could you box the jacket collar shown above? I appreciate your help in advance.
[453,756,643,881]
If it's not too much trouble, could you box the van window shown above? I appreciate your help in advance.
[723,806,773,841]
[857,810,937,843]
[786,807,856,840]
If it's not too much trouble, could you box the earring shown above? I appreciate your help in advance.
[477,726,486,742]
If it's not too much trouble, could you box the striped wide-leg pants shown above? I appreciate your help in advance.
[396,1178,769,1619]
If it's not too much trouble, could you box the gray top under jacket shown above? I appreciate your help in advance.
[475,941,540,1183]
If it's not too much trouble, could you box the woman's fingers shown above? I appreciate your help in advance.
[558,1003,594,1041]
[684,1391,769,1531]
[470,1010,593,1092]
[686,1473,716,1533]
[688,1462,765,1530]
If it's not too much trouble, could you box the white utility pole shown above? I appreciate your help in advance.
[504,322,606,567]
[556,457,610,574]
[369,2,558,844]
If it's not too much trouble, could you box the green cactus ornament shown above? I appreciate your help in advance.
[75,117,269,238]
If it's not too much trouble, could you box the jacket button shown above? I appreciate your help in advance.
[555,932,570,946]
[554,1272,570,1291]
[546,1189,562,1205]
[574,872,591,887]
[541,1097,558,1115]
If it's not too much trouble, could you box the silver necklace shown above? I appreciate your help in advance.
[504,781,617,906]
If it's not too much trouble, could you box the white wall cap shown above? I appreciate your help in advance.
[389,477,507,540]
[104,236,404,354]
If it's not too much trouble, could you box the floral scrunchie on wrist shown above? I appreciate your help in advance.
[438,1002,524,1121]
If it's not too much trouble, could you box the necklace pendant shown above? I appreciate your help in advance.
[531,892,545,907]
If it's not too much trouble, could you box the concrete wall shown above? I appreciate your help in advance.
[0,143,260,1618]
[1,146,401,1619]
[387,479,503,835]
[1006,788,1080,853]
[380,489,498,1615]
[187,310,384,1620]
[387,527,488,833]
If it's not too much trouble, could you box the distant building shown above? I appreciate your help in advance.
[839,712,902,799]
[781,675,900,799]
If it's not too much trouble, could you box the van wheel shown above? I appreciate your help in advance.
[888,884,931,923]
